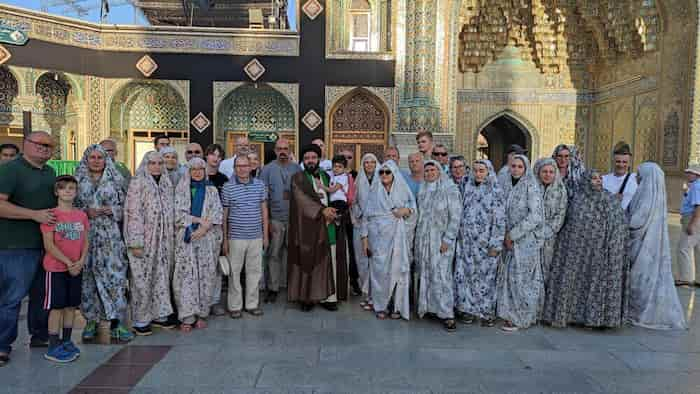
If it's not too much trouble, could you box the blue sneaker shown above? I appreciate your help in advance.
[62,341,81,358]
[44,344,77,363]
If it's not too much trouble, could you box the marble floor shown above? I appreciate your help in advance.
[2,216,700,394]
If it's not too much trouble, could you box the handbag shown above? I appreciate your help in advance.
[218,256,230,276]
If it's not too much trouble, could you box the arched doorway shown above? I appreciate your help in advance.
[478,115,532,170]
[329,88,389,171]
[216,83,296,164]
[109,81,189,172]
[0,66,21,149]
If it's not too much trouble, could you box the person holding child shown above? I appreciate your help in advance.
[40,175,89,362]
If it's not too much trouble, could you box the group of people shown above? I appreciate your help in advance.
[0,128,694,367]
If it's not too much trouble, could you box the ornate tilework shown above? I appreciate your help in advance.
[302,110,322,131]
[136,55,158,78]
[0,44,10,66]
[109,81,188,132]
[663,110,680,167]
[217,84,295,132]
[244,59,266,82]
[191,112,211,133]
[303,0,324,20]
[0,66,18,116]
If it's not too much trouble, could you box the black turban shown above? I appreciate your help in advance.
[300,144,322,158]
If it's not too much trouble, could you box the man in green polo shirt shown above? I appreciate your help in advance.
[0,131,57,367]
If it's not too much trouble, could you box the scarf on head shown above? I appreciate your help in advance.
[183,157,209,243]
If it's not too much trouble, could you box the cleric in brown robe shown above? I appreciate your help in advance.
[287,144,349,311]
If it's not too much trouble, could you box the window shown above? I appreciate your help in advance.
[349,0,372,51]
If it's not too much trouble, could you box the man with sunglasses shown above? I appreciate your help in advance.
[431,144,450,174]
[0,132,58,366]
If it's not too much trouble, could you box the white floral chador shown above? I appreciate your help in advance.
[454,160,506,320]
[350,153,379,296]
[532,158,567,284]
[74,144,129,323]
[124,150,176,325]
[172,158,224,324]
[415,160,463,319]
[360,160,416,319]
[627,162,687,330]
[496,155,545,328]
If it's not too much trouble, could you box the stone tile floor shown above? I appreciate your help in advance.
[2,216,700,394]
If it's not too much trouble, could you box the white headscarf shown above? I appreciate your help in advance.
[366,159,415,215]
[533,157,565,192]
[175,157,208,193]
[355,153,379,209]
[136,150,174,189]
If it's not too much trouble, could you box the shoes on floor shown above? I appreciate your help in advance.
[29,336,49,348]
[321,302,338,311]
[265,291,278,304]
[44,343,78,363]
[82,321,97,341]
[62,340,81,357]
[210,304,226,316]
[111,325,135,342]
[133,325,153,336]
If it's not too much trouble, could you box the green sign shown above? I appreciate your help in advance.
[248,131,279,143]
[0,24,28,46]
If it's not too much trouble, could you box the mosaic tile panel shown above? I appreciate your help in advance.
[110,82,188,132]
[217,84,295,132]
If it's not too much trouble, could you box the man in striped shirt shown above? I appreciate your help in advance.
[222,156,269,318]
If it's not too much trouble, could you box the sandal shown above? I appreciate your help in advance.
[180,324,193,333]
[376,311,387,320]
[675,280,691,287]
[481,319,496,327]
[390,312,401,320]
[444,319,457,332]
[501,321,519,332]
[194,319,207,329]
[0,353,8,367]
[230,310,243,319]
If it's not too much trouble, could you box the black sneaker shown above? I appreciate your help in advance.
[321,302,338,311]
[133,325,153,336]
[151,318,176,329]
[265,291,278,304]
[29,337,49,348]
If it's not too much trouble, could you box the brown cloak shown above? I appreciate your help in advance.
[287,171,348,303]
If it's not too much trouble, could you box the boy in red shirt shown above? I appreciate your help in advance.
[40,176,89,363]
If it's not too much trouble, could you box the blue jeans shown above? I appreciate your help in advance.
[0,249,41,354]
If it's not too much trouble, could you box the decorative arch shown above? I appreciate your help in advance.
[215,82,297,160]
[474,110,538,169]
[329,87,390,168]
[0,66,19,127]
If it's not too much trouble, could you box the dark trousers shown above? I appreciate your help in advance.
[330,200,359,288]
[28,264,49,342]
[0,249,42,354]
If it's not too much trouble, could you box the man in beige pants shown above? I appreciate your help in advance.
[676,165,700,286]
[221,156,269,318]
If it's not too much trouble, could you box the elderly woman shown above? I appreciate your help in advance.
[124,151,176,336]
[533,158,567,284]
[173,158,223,332]
[627,162,687,330]
[543,170,629,328]
[496,154,544,332]
[415,160,462,331]
[161,147,181,186]
[74,145,134,343]
[552,144,585,197]
[351,153,379,310]
[454,160,506,327]
[361,160,416,320]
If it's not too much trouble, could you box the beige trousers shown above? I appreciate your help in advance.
[227,239,263,311]
[676,216,700,282]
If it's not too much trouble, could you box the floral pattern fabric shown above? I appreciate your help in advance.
[454,160,506,320]
[74,144,129,322]
[496,155,544,328]
[172,159,224,322]
[415,161,463,319]
[543,171,630,328]
[124,151,176,324]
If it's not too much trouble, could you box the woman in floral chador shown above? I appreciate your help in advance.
[172,158,223,332]
[454,160,506,326]
[533,158,567,285]
[124,150,176,336]
[361,160,416,320]
[543,170,629,329]
[627,162,686,330]
[415,160,463,331]
[75,144,133,342]
[351,153,379,310]
[496,154,544,332]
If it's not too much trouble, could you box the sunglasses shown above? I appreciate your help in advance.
[379,170,392,176]
[186,150,202,155]
[26,139,54,149]
[345,156,353,160]
[432,152,448,157]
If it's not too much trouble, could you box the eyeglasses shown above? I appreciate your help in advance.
[26,139,54,150]
[379,170,392,175]
[432,152,448,157]
[186,150,202,155]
